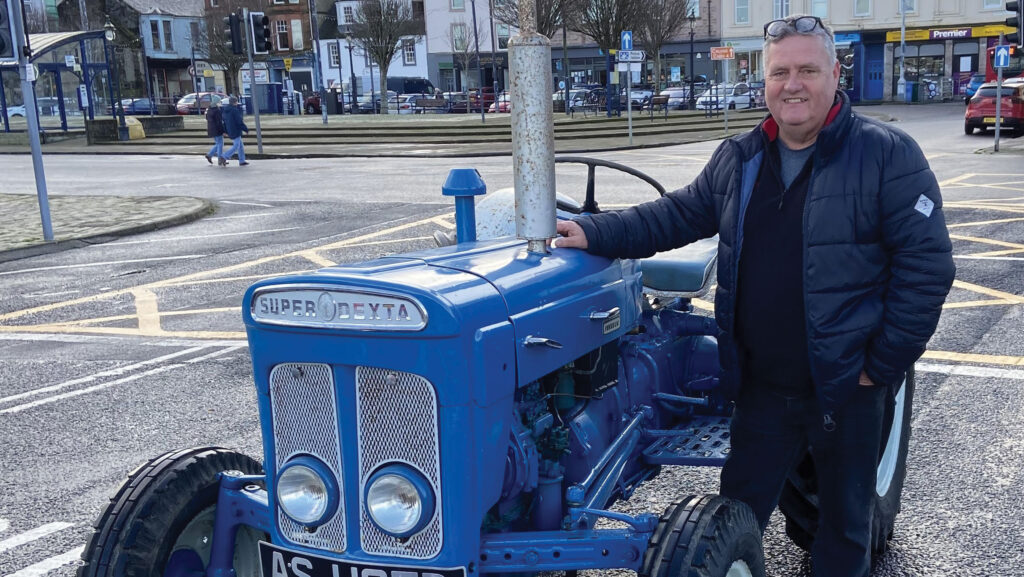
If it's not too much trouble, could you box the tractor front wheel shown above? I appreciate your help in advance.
[640,494,765,577]
[78,447,266,577]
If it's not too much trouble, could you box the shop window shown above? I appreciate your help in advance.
[735,0,749,24]
[838,49,855,91]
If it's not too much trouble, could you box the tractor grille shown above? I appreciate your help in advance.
[269,363,347,552]
[356,366,442,558]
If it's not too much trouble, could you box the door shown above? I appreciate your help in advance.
[864,44,884,101]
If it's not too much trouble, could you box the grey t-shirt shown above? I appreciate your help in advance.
[777,140,816,189]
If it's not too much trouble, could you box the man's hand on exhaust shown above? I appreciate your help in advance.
[554,220,589,249]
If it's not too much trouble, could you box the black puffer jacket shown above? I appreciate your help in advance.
[576,93,955,420]
[205,105,225,137]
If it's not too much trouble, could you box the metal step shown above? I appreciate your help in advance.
[642,415,732,466]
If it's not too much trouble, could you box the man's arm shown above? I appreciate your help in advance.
[863,133,956,387]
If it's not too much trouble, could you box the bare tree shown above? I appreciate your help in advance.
[446,18,488,91]
[635,0,695,89]
[349,0,421,114]
[491,0,562,39]
[202,1,250,96]
[562,0,640,52]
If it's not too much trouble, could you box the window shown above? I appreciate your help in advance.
[189,21,201,45]
[773,0,789,19]
[854,0,870,17]
[452,23,467,51]
[329,43,340,67]
[734,0,749,24]
[344,6,354,23]
[898,0,916,13]
[811,0,827,18]
[451,0,464,10]
[162,21,174,51]
[276,20,289,50]
[150,21,162,51]
[209,0,218,7]
[983,0,1001,6]
[497,23,509,49]
[291,19,304,50]
[403,39,416,65]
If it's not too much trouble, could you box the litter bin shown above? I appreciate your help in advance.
[325,89,345,114]
[905,81,917,104]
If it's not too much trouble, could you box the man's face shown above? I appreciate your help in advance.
[763,34,840,142]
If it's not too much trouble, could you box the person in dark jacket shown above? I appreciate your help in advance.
[555,14,954,577]
[204,102,226,165]
[221,96,250,166]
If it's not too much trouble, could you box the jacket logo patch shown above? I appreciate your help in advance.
[914,194,935,218]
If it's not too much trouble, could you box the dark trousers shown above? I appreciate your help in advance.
[720,384,888,577]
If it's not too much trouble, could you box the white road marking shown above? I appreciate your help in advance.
[0,255,208,277]
[205,212,276,220]
[109,227,301,246]
[0,522,74,553]
[22,291,80,299]
[0,332,246,348]
[185,345,245,364]
[0,363,183,414]
[0,346,208,405]
[221,200,273,207]
[0,519,8,533]
[917,362,1024,380]
[4,545,86,577]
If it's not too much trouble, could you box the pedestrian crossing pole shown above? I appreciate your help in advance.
[242,8,265,154]
[8,0,52,240]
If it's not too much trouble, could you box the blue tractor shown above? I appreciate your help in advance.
[77,12,914,577]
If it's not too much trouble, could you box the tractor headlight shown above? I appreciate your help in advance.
[277,457,338,527]
[365,465,435,538]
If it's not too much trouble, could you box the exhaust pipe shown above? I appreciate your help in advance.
[508,0,556,255]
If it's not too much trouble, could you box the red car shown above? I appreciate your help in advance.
[964,79,1024,135]
[468,87,495,112]
[175,92,228,115]
[488,92,511,113]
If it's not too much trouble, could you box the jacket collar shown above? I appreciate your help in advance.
[737,91,853,160]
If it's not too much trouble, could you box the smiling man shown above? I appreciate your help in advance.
[554,14,955,577]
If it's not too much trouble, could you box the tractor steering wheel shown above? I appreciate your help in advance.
[555,156,667,214]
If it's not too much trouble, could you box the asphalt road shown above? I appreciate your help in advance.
[0,103,1022,576]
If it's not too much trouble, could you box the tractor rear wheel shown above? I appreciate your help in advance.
[78,446,265,577]
[640,494,765,577]
[779,368,915,557]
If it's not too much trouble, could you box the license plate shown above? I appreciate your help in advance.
[983,117,997,124]
[259,542,466,577]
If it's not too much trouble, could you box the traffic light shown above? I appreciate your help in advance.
[250,12,271,54]
[223,13,243,55]
[1009,1,1022,47]
[1,0,16,61]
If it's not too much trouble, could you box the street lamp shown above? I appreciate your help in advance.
[103,17,129,141]
[687,9,697,110]
[346,34,358,115]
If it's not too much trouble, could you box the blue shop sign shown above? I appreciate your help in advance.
[834,33,862,44]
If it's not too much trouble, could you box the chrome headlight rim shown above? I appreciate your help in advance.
[276,455,340,528]
[364,464,435,538]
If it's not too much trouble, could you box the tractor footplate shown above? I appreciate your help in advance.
[642,416,731,466]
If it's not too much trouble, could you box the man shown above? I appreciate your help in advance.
[221,96,250,167]
[204,100,225,165]
[555,15,954,577]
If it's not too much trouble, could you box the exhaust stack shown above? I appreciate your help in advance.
[508,0,556,254]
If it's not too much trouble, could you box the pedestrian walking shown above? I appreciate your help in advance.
[204,101,226,165]
[554,14,955,577]
[221,96,250,166]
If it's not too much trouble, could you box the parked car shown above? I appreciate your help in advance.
[488,92,512,113]
[694,82,752,110]
[304,93,322,114]
[657,87,691,110]
[175,92,227,115]
[443,91,470,113]
[964,73,987,102]
[626,87,654,108]
[356,91,398,114]
[4,105,26,118]
[396,93,427,114]
[964,80,1024,134]
[108,98,157,115]
[468,86,496,112]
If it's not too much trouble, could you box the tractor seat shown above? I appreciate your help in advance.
[640,236,719,298]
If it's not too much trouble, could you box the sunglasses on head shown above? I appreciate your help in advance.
[763,16,825,39]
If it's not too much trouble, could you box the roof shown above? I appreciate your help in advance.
[121,0,205,18]
[0,31,105,66]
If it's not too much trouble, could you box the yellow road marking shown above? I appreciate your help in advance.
[951,280,1024,303]
[943,299,1016,309]
[921,350,1024,366]
[431,217,456,230]
[58,307,240,327]
[947,217,1024,228]
[300,251,335,268]
[946,203,1024,214]
[949,234,1024,256]
[938,173,975,187]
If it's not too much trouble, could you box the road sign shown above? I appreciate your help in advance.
[284,57,293,72]
[617,50,646,62]
[994,44,1011,68]
[621,30,633,51]
[187,64,195,77]
[710,46,735,60]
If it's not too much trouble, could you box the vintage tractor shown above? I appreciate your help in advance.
[77,6,914,577]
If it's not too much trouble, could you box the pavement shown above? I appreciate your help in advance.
[1,104,1021,264]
